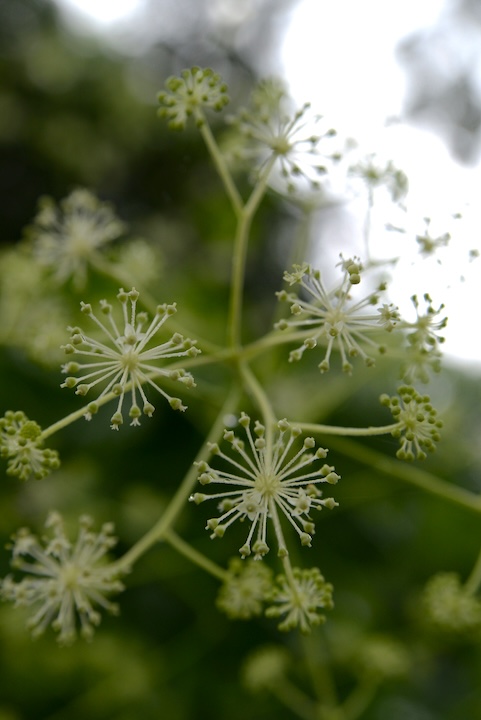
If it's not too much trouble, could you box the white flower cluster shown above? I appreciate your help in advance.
[1,512,126,645]
[226,78,340,193]
[190,413,339,559]
[28,188,126,289]
[265,567,334,634]
[276,258,399,373]
[61,287,200,429]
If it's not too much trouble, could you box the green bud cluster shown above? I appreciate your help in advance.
[380,385,442,461]
[0,411,60,481]
[157,67,229,130]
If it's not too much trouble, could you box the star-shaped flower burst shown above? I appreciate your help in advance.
[276,258,399,373]
[265,566,334,634]
[226,78,340,193]
[28,188,126,289]
[1,512,125,645]
[61,287,200,429]
[190,413,339,559]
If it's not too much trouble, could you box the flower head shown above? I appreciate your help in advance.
[190,414,339,559]
[226,78,340,193]
[354,635,410,680]
[27,189,126,289]
[415,216,451,257]
[157,67,229,130]
[61,287,200,429]
[242,645,290,692]
[0,411,60,481]
[420,572,481,634]
[400,293,447,383]
[217,557,273,620]
[380,385,443,461]
[1,512,126,645]
[265,566,334,633]
[276,258,399,373]
[349,153,408,203]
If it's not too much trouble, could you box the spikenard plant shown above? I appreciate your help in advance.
[1,67,480,719]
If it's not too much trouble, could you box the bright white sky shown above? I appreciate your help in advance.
[56,0,481,367]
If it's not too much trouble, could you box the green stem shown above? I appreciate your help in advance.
[341,677,378,720]
[40,390,120,440]
[228,154,278,349]
[198,116,243,216]
[112,386,240,571]
[328,437,481,514]
[297,422,401,437]
[228,211,251,348]
[464,545,481,596]
[299,631,346,720]
[163,528,228,582]
[270,679,319,720]
[240,361,277,429]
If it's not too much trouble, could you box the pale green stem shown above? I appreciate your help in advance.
[228,154,279,349]
[281,552,296,588]
[464,545,481,596]
[300,631,346,720]
[112,387,240,572]
[197,114,243,216]
[297,422,402,437]
[363,186,373,262]
[269,679,319,720]
[239,361,277,429]
[341,677,378,720]
[40,390,121,440]
[163,527,228,582]
[328,437,481,514]
[228,211,251,348]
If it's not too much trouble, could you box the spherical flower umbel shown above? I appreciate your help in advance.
[217,557,273,620]
[420,572,481,634]
[190,413,339,559]
[349,153,409,203]
[27,189,126,289]
[0,511,126,645]
[226,78,340,193]
[399,293,447,384]
[0,411,60,481]
[276,258,399,373]
[380,385,443,460]
[265,566,334,633]
[157,67,229,130]
[61,287,200,429]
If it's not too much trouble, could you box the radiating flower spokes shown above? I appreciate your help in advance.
[265,566,334,633]
[1,511,126,645]
[190,413,339,559]
[399,293,447,383]
[276,257,399,373]
[226,78,341,193]
[28,188,126,290]
[61,287,200,429]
